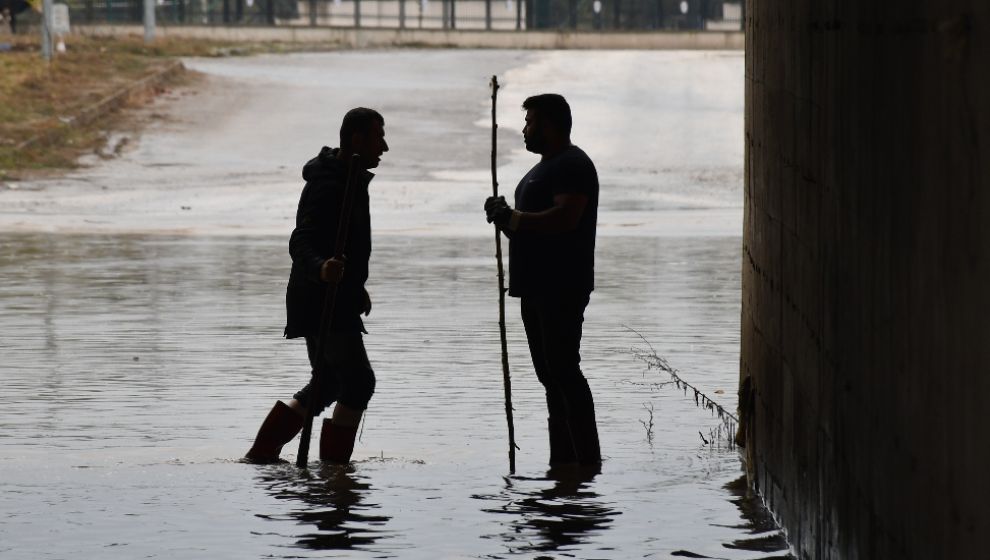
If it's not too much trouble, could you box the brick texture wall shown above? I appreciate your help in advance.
[741,1,989,558]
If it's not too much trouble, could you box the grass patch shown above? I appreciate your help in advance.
[0,33,335,180]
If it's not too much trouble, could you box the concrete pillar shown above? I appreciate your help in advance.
[41,0,53,60]
[144,0,155,42]
[741,0,990,558]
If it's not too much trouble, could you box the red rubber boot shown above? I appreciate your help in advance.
[319,419,359,464]
[244,401,304,464]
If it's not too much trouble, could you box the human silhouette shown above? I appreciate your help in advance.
[245,108,388,465]
[485,94,602,470]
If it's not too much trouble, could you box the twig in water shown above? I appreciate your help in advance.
[616,378,676,392]
[639,402,655,446]
[625,325,738,449]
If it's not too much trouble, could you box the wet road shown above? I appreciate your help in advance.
[0,50,790,559]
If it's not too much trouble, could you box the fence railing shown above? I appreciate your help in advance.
[63,0,742,31]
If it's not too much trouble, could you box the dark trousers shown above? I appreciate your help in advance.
[293,331,375,415]
[520,293,601,465]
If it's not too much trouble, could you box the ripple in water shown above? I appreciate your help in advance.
[0,233,790,559]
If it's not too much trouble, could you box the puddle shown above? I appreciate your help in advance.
[0,233,789,558]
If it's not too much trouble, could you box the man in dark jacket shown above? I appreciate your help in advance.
[485,94,602,471]
[245,107,388,464]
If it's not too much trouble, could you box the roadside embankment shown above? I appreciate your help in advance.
[0,34,327,180]
[1,36,186,179]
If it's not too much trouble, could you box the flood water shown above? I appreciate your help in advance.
[0,50,791,558]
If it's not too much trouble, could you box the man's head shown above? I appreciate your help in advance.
[340,107,388,169]
[522,94,572,155]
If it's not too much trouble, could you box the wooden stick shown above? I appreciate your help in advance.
[490,75,517,473]
[296,153,361,468]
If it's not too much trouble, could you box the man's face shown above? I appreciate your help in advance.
[353,121,389,169]
[523,109,547,154]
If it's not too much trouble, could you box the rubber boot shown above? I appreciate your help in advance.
[244,400,304,464]
[548,416,578,467]
[320,418,359,464]
[569,408,602,467]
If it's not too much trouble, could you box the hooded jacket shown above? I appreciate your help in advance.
[284,146,373,338]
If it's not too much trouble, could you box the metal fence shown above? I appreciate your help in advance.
[62,0,742,31]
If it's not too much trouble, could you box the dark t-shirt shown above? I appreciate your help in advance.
[508,145,598,297]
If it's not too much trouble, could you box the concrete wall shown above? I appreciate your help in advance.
[742,0,989,558]
[75,24,744,50]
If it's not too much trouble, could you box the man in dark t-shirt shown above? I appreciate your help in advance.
[485,93,602,470]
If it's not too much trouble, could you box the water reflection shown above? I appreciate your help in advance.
[720,476,792,558]
[474,470,620,557]
[1,233,764,558]
[254,464,392,552]
[671,476,794,560]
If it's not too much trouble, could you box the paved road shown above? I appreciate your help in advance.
[0,49,743,237]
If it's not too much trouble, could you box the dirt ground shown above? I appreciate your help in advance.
[0,33,339,180]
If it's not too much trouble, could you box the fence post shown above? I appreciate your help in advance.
[309,0,316,25]
[400,0,406,28]
[144,0,155,41]
[485,0,490,30]
[516,0,521,29]
[450,0,455,28]
[354,0,361,27]
[40,0,52,60]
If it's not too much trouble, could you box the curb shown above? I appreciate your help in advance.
[16,59,186,152]
[75,24,745,51]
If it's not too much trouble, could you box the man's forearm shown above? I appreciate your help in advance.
[514,205,581,234]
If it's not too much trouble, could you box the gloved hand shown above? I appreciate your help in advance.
[320,256,346,284]
[484,195,506,217]
[485,196,519,231]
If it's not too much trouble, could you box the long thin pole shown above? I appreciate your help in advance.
[490,75,517,473]
[296,154,361,468]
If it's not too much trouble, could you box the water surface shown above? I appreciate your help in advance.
[0,49,790,559]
